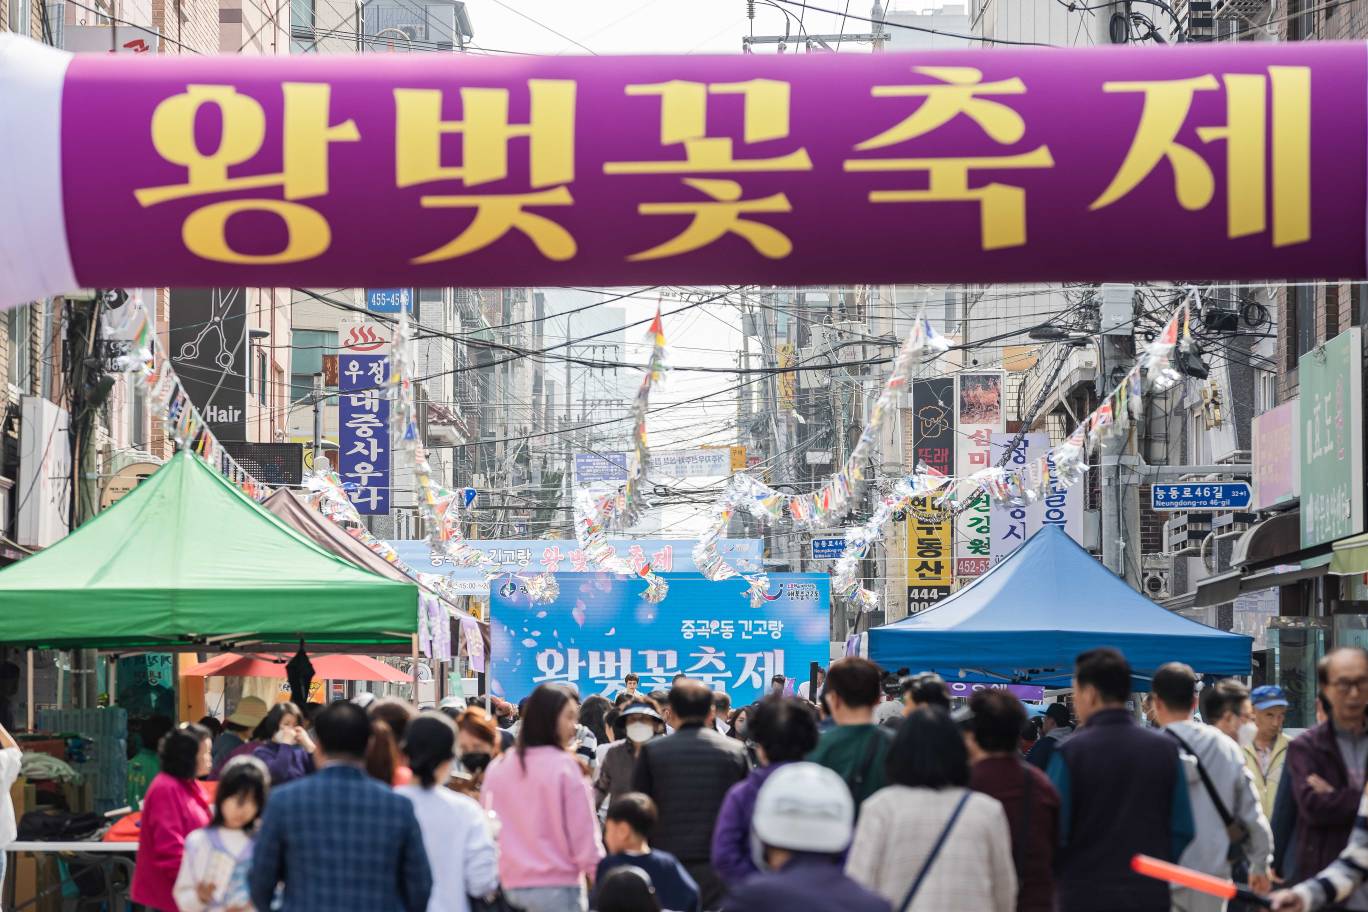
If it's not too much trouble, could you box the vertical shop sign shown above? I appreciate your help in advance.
[910,378,955,604]
[339,322,391,515]
[1300,327,1364,548]
[989,431,1049,565]
[956,373,1004,579]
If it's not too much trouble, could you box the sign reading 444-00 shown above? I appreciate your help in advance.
[1300,327,1364,548]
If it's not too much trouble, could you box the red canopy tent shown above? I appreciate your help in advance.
[184,652,411,684]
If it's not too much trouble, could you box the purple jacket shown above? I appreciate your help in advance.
[1287,720,1364,887]
[251,741,315,785]
[711,762,787,886]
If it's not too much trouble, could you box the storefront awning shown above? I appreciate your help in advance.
[1192,512,1329,608]
[1331,533,1368,575]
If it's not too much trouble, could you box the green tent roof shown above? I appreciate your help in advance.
[0,450,418,649]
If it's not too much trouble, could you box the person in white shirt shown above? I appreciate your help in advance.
[797,668,826,704]
[1151,663,1272,912]
[0,719,21,895]
[398,713,499,912]
[173,756,270,912]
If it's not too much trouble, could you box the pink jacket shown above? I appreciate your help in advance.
[131,773,212,911]
[482,746,604,889]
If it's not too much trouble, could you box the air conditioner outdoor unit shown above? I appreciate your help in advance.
[1142,553,1173,600]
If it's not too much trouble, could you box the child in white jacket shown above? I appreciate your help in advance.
[174,757,270,912]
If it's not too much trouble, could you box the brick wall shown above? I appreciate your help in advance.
[152,0,218,54]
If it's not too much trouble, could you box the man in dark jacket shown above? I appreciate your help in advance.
[964,689,1060,912]
[1047,648,1194,912]
[1026,702,1074,770]
[1286,647,1368,909]
[633,678,749,910]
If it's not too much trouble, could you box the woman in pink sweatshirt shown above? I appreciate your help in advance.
[483,684,605,912]
[131,722,214,912]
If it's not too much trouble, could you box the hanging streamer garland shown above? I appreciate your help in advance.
[693,314,949,605]
[832,473,952,612]
[111,292,269,498]
[572,307,671,604]
[815,294,1191,613]
[384,310,559,606]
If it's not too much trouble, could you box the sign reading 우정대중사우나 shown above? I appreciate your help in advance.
[489,573,830,705]
[339,347,390,515]
[1300,327,1364,548]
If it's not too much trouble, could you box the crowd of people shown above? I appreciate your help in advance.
[14,646,1368,910]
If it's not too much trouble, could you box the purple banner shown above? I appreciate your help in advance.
[946,681,1046,702]
[53,44,1367,288]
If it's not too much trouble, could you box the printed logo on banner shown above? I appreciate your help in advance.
[956,373,1004,580]
[489,573,830,705]
[339,353,390,514]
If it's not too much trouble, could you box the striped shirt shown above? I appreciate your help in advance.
[1293,786,1368,911]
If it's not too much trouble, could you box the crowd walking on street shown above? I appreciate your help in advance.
[23,647,1368,911]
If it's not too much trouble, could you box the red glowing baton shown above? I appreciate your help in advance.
[1131,856,1271,908]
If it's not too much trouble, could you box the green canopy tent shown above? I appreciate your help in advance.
[0,449,420,651]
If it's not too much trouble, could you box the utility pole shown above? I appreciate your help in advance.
[1097,331,1140,588]
[311,371,326,472]
[563,311,574,533]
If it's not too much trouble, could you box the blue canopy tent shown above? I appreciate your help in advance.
[863,525,1251,689]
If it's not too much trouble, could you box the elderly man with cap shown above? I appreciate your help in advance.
[1025,702,1074,771]
[211,695,267,772]
[1245,685,1291,820]
[597,701,665,809]
[722,763,890,912]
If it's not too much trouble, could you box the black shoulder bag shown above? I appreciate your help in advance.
[1167,729,1249,864]
[897,790,973,912]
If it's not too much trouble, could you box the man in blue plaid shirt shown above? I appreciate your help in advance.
[250,701,433,912]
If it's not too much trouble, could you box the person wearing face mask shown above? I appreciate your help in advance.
[1151,664,1271,912]
[435,706,500,801]
[597,703,664,809]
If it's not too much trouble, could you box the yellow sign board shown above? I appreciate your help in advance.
[905,495,952,587]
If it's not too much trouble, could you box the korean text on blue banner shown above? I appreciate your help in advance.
[339,352,390,514]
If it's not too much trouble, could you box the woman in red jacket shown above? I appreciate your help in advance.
[132,722,214,912]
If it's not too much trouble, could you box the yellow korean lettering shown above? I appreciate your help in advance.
[1091,76,1219,213]
[136,85,272,206]
[856,66,1027,150]
[604,79,811,174]
[394,80,576,189]
[181,199,330,264]
[1092,67,1310,246]
[628,178,792,261]
[412,187,576,263]
[281,82,361,199]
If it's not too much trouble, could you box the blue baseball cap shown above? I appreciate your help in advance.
[1251,685,1289,710]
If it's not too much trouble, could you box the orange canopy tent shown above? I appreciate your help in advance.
[184,652,411,684]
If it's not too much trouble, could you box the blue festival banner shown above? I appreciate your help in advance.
[490,573,831,705]
[339,352,390,514]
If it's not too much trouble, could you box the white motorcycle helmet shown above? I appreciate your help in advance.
[750,762,855,871]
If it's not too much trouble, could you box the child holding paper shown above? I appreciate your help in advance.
[174,756,271,912]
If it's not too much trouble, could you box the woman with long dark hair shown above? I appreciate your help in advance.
[132,723,214,912]
[397,713,498,912]
[482,685,605,912]
[249,702,316,785]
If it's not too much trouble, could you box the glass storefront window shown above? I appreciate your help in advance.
[1268,618,1328,730]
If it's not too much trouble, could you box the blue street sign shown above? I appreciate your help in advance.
[365,288,413,314]
[1150,482,1252,511]
[811,537,846,560]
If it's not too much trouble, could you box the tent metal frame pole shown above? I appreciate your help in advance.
[25,649,33,730]
[411,635,419,697]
